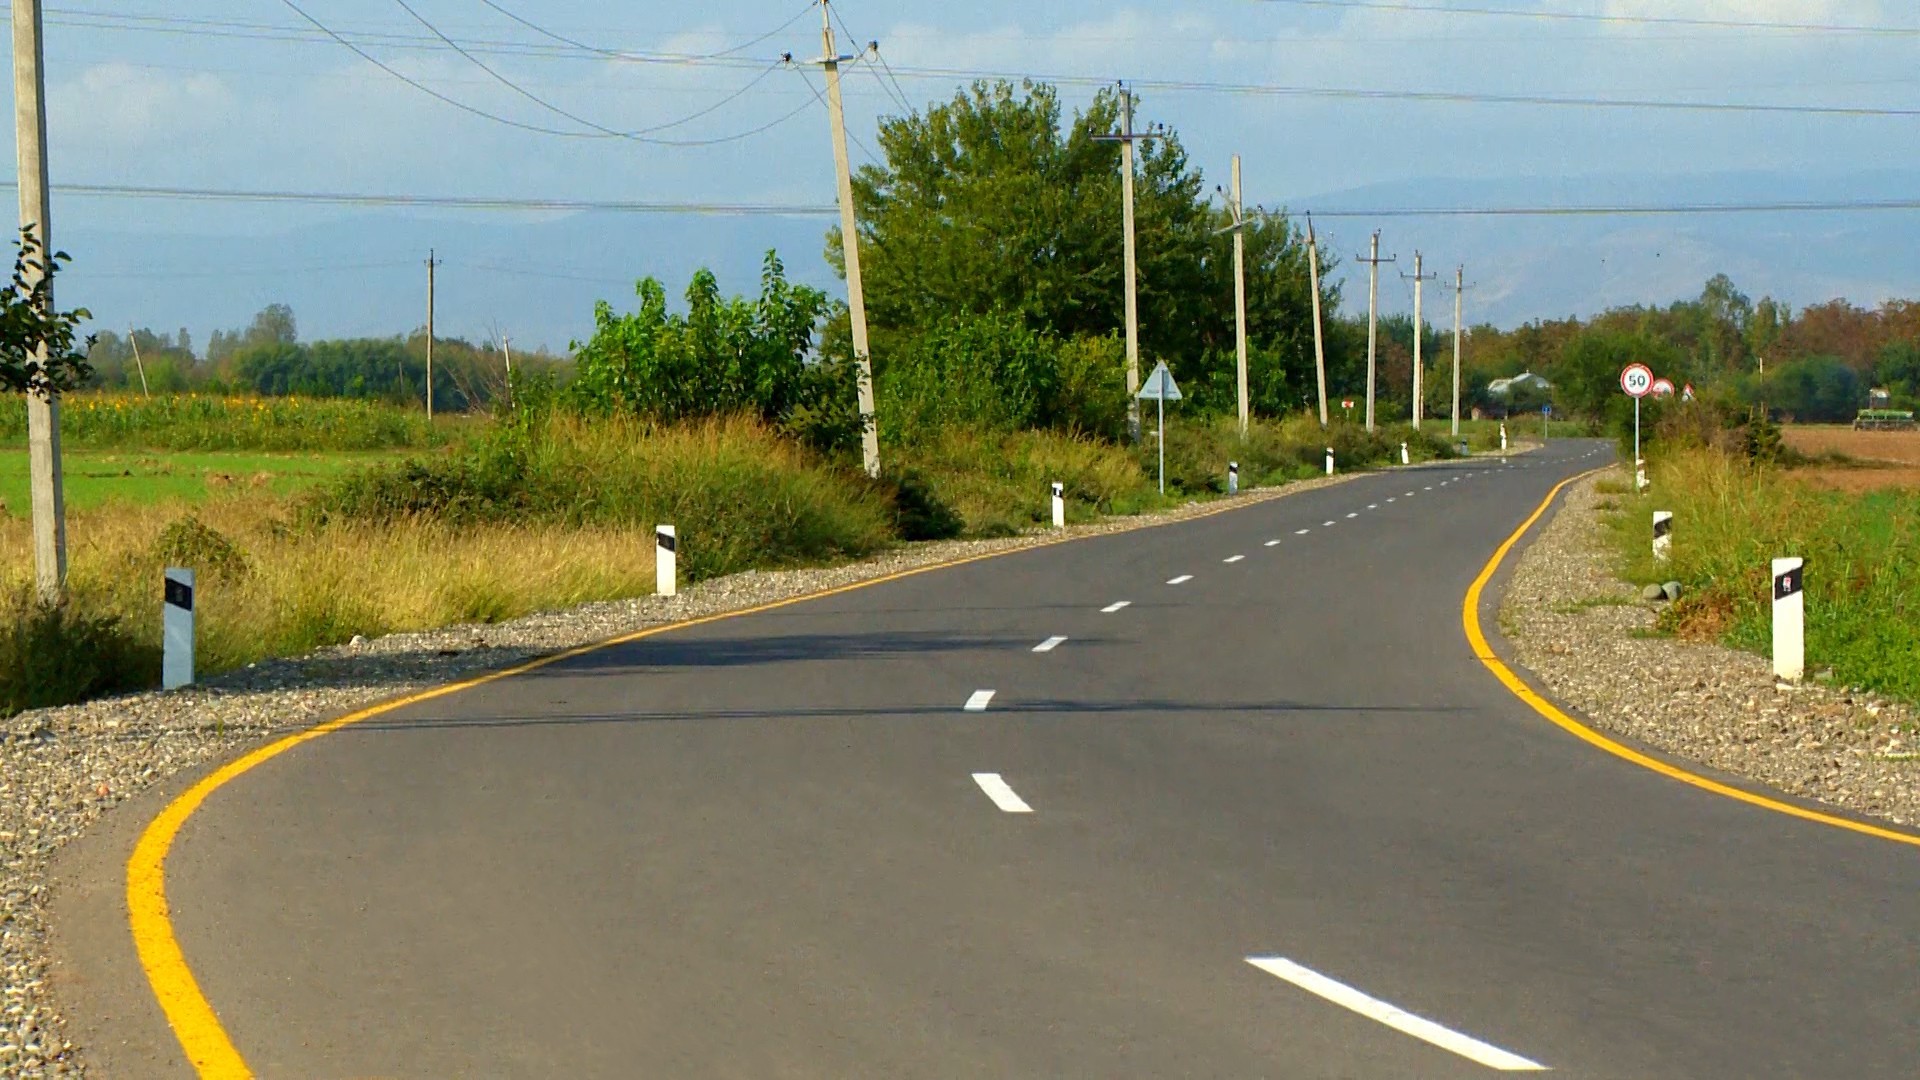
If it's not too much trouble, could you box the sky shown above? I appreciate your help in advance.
[13,0,1920,351]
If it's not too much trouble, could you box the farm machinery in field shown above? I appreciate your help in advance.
[1854,389,1916,430]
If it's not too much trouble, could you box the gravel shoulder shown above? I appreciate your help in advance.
[7,469,1386,1077]
[1501,470,1919,831]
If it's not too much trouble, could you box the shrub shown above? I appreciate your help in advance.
[151,516,253,582]
[0,593,159,717]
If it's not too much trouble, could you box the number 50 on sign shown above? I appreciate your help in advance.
[1620,363,1654,398]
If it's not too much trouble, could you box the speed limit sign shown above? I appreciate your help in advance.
[1620,363,1654,398]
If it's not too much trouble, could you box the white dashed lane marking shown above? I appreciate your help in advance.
[1246,957,1547,1072]
[1101,601,1131,613]
[972,773,1034,813]
[1033,636,1068,653]
[964,690,996,712]
[1167,575,1194,585]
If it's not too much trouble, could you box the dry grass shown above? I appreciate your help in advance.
[1,494,660,675]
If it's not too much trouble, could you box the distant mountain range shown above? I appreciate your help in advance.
[54,168,1920,353]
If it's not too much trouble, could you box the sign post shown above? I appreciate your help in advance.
[1621,363,1654,491]
[1136,361,1183,495]
[1772,557,1805,682]
[163,568,194,690]
[656,525,677,598]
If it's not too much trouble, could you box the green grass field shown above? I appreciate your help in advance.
[0,449,405,516]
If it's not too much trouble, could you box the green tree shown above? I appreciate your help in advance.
[0,228,91,395]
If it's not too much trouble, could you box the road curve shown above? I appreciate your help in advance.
[56,438,1920,1078]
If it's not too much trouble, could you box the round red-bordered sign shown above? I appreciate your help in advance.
[1651,378,1676,398]
[1621,363,1654,398]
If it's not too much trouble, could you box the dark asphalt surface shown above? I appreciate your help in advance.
[57,438,1920,1078]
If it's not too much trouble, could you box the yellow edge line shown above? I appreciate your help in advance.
[1464,468,1920,850]
[125,481,1312,1077]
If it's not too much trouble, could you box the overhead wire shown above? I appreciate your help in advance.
[475,0,815,61]
[826,1,914,115]
[283,0,821,146]
[29,5,1920,119]
[18,181,1920,221]
[8,180,837,215]
[278,0,597,137]
[1253,0,1920,37]
[794,65,882,167]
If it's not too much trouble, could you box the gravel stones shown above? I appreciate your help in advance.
[1504,472,1918,830]
[3,473,1359,1076]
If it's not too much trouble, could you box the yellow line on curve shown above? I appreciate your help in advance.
[126,479,1323,1076]
[1464,468,1920,850]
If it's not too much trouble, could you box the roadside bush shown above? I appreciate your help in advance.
[151,515,253,582]
[0,593,158,717]
[307,413,895,581]
[879,469,965,541]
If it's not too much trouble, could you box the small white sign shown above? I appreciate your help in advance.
[1651,378,1676,398]
[1621,363,1654,398]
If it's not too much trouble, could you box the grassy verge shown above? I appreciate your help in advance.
[0,416,895,713]
[1601,448,1920,701]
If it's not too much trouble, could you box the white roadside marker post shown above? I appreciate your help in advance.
[1772,557,1805,682]
[1325,448,1335,476]
[1653,511,1673,563]
[1499,423,1508,452]
[1228,461,1239,496]
[656,525,677,598]
[1051,482,1065,529]
[163,568,194,690]
[1400,442,1410,466]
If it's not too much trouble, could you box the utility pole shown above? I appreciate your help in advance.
[501,333,513,409]
[425,249,439,421]
[1229,155,1249,436]
[1306,217,1329,427]
[1356,231,1396,433]
[15,0,64,603]
[818,0,880,475]
[1446,266,1471,439]
[1403,252,1437,430]
[1095,85,1159,443]
[128,327,151,398]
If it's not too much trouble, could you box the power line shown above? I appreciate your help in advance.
[795,65,882,167]
[1299,198,1920,218]
[28,5,1920,119]
[15,180,1920,220]
[278,0,596,137]
[1255,0,1920,36]
[826,2,912,115]
[7,180,837,215]
[391,0,617,137]
[476,0,815,61]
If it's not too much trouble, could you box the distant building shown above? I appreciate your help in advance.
[1486,371,1552,397]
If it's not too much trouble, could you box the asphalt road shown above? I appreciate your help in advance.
[57,438,1920,1078]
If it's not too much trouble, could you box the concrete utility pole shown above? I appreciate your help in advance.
[818,0,881,475]
[1448,266,1469,439]
[425,249,439,420]
[14,0,64,603]
[128,327,150,399]
[1306,217,1329,427]
[1230,155,1249,436]
[1356,231,1396,432]
[1403,252,1438,430]
[1095,86,1159,443]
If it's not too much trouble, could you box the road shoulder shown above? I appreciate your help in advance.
[1500,469,1919,829]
